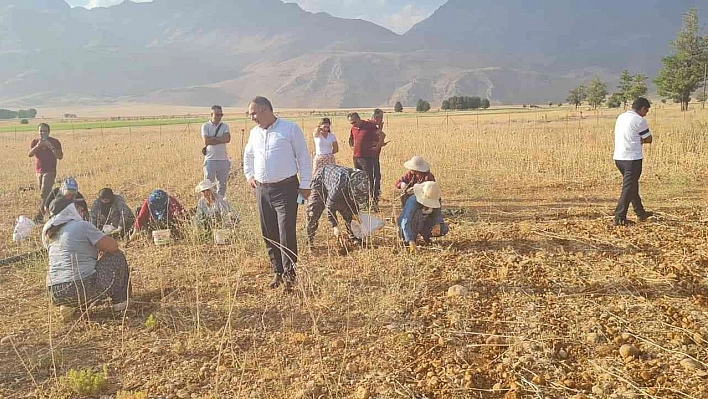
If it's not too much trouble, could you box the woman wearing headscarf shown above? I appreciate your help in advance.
[398,181,449,253]
[89,188,135,237]
[306,164,370,247]
[43,177,89,220]
[131,189,185,239]
[194,179,238,231]
[43,197,130,316]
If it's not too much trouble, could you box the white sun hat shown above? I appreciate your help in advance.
[195,179,218,193]
[403,156,430,173]
[413,181,442,209]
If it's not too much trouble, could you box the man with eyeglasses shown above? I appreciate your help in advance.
[201,105,231,197]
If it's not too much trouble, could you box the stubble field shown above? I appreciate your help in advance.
[1,104,708,399]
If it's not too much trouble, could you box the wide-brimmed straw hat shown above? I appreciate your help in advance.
[413,181,442,209]
[403,156,430,173]
[195,179,218,193]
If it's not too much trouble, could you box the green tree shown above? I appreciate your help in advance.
[566,85,587,109]
[586,77,608,109]
[654,8,708,111]
[618,70,633,108]
[481,98,490,109]
[416,99,431,112]
[441,100,450,110]
[394,102,403,113]
[625,73,648,104]
[607,93,623,108]
[470,96,482,110]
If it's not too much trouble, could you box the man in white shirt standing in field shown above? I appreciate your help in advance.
[244,96,312,292]
[202,105,231,197]
[612,97,653,226]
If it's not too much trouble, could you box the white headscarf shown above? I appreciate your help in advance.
[41,203,84,249]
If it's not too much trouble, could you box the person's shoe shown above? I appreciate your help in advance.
[637,211,654,222]
[112,300,129,312]
[614,218,635,227]
[269,274,283,289]
[283,274,296,293]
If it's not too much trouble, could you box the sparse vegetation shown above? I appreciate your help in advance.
[2,106,708,398]
[60,366,108,396]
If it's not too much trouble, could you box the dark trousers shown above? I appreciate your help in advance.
[614,159,646,219]
[353,157,377,203]
[373,156,382,202]
[256,176,299,277]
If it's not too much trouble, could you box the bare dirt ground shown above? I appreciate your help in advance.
[1,105,707,398]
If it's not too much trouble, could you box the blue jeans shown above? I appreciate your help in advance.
[204,160,231,197]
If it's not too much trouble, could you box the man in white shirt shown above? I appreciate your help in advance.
[202,105,231,197]
[244,96,312,292]
[613,97,653,226]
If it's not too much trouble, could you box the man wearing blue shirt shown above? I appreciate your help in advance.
[244,97,312,292]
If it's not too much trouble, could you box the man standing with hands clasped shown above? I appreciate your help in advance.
[612,97,654,226]
[244,96,312,292]
[201,105,231,197]
[29,123,63,223]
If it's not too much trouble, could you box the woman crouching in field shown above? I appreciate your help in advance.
[131,189,186,240]
[398,181,449,253]
[43,197,130,317]
[312,117,338,176]
[193,179,238,231]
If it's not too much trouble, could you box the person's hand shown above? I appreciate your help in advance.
[248,177,256,189]
[431,224,441,237]
[332,226,341,237]
[408,242,416,254]
[405,187,414,195]
[299,189,311,200]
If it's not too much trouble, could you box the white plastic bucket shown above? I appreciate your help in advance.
[213,229,231,245]
[152,229,172,246]
[351,213,385,239]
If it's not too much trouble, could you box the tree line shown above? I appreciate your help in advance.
[566,8,707,111]
[0,108,37,120]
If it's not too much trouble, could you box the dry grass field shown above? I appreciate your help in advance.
[1,104,708,399]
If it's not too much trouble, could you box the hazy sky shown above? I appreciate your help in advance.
[64,0,446,34]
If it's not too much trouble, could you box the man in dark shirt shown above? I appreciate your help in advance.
[28,123,63,223]
[347,112,381,209]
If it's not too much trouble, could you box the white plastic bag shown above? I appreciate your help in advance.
[12,216,36,242]
[351,213,385,239]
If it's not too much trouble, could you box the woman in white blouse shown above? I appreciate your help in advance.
[312,117,338,176]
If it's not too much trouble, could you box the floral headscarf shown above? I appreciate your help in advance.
[148,189,169,222]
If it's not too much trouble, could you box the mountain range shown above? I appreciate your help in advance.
[0,0,703,108]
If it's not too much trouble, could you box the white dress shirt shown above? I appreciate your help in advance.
[244,118,312,189]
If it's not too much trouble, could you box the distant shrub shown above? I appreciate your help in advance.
[20,119,29,124]
[416,99,431,112]
[394,102,403,112]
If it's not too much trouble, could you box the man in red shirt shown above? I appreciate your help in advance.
[28,123,63,223]
[347,112,382,209]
